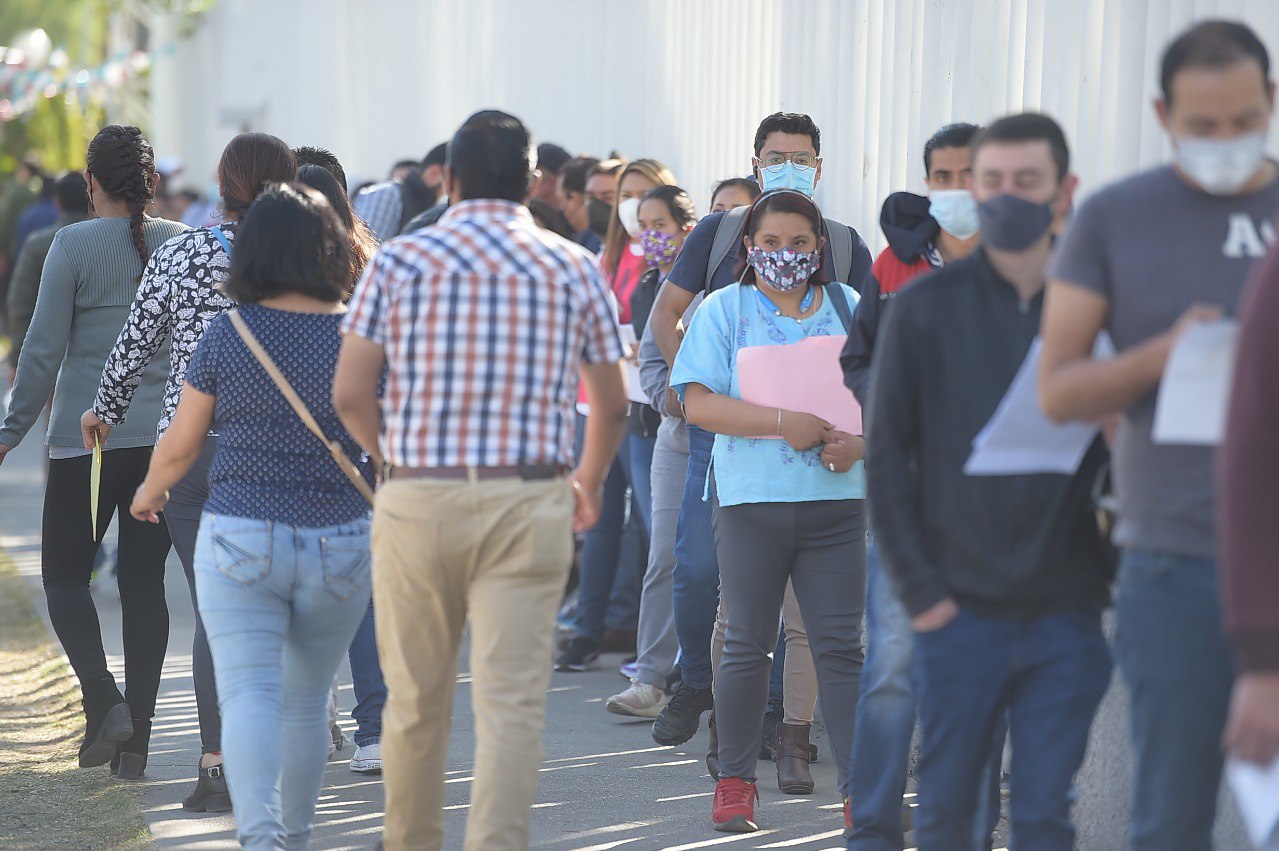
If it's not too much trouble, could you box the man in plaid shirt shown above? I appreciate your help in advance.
[334,110,628,851]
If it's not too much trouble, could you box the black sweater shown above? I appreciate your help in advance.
[865,249,1110,618]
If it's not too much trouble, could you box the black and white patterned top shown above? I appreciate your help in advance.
[93,224,237,435]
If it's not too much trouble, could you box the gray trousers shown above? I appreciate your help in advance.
[633,417,689,690]
[163,437,221,754]
[712,498,867,788]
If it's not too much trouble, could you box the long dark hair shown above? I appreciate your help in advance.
[733,190,829,288]
[217,133,297,218]
[297,164,377,297]
[86,125,157,281]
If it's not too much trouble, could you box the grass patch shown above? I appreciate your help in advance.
[0,550,153,849]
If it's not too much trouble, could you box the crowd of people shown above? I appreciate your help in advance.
[0,16,1276,851]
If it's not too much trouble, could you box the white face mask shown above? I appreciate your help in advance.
[618,197,643,238]
[928,189,980,239]
[1176,132,1268,195]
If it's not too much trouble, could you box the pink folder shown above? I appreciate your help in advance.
[736,335,862,438]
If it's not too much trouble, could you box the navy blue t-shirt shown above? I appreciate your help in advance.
[666,210,874,296]
[184,304,371,527]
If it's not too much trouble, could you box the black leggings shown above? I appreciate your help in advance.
[163,438,221,753]
[42,446,171,722]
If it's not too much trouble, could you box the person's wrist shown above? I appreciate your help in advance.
[572,474,602,496]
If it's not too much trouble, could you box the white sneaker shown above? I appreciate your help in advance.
[349,741,382,774]
[605,681,668,718]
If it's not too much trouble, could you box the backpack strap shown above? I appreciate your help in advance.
[705,206,750,294]
[209,225,232,258]
[826,284,853,335]
[824,217,853,284]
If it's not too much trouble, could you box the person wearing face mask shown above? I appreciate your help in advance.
[1039,21,1279,851]
[583,158,626,251]
[671,189,866,835]
[353,142,447,242]
[867,113,1112,851]
[604,185,697,718]
[555,158,677,673]
[646,113,872,754]
[840,121,1001,850]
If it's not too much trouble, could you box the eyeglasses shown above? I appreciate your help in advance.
[759,152,818,169]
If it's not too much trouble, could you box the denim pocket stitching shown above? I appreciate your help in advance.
[210,525,272,587]
[320,536,371,601]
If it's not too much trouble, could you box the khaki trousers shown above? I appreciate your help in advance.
[372,476,574,851]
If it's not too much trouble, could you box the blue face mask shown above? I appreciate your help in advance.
[758,161,817,196]
[928,190,980,239]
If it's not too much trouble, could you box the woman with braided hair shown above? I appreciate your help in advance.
[0,124,188,778]
[81,132,296,811]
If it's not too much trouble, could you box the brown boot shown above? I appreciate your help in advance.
[705,712,721,781]
[775,722,815,795]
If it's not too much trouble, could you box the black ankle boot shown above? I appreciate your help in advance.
[79,680,132,768]
[182,761,232,813]
[111,719,151,780]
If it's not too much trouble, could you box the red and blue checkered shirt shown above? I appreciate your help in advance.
[343,199,625,469]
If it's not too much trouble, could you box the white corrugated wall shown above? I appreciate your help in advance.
[150,0,1279,250]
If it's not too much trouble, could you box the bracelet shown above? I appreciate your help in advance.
[776,408,783,436]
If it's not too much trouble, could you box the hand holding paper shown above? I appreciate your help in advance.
[89,433,103,541]
[1152,319,1238,446]
[737,335,861,438]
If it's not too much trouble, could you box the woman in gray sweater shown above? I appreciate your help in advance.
[0,125,187,779]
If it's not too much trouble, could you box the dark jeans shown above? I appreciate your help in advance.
[574,435,648,643]
[1115,549,1234,851]
[43,447,171,722]
[163,438,222,754]
[712,498,866,789]
[347,598,385,747]
[913,607,1111,851]
[672,426,719,689]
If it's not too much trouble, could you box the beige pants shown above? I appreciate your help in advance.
[372,476,574,851]
[712,579,818,725]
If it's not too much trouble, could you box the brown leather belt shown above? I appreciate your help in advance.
[387,464,568,482]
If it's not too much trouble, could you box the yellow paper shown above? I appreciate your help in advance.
[91,434,102,542]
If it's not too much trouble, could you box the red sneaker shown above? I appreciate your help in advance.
[712,777,760,833]
[844,795,854,837]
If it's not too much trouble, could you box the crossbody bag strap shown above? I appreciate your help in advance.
[209,225,233,258]
[227,311,375,504]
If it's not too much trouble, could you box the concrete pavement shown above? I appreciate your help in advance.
[0,406,857,850]
[0,380,1248,850]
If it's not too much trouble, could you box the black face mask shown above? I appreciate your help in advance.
[587,197,613,238]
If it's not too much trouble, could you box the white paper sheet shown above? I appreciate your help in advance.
[1152,320,1239,446]
[964,338,1100,476]
[620,325,648,404]
[1227,756,1279,850]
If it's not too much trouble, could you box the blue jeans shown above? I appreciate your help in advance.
[847,540,917,849]
[575,437,644,643]
[1115,549,1234,851]
[347,599,385,747]
[912,607,1111,851]
[672,425,719,689]
[195,513,372,851]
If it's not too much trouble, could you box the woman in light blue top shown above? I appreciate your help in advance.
[670,189,868,834]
